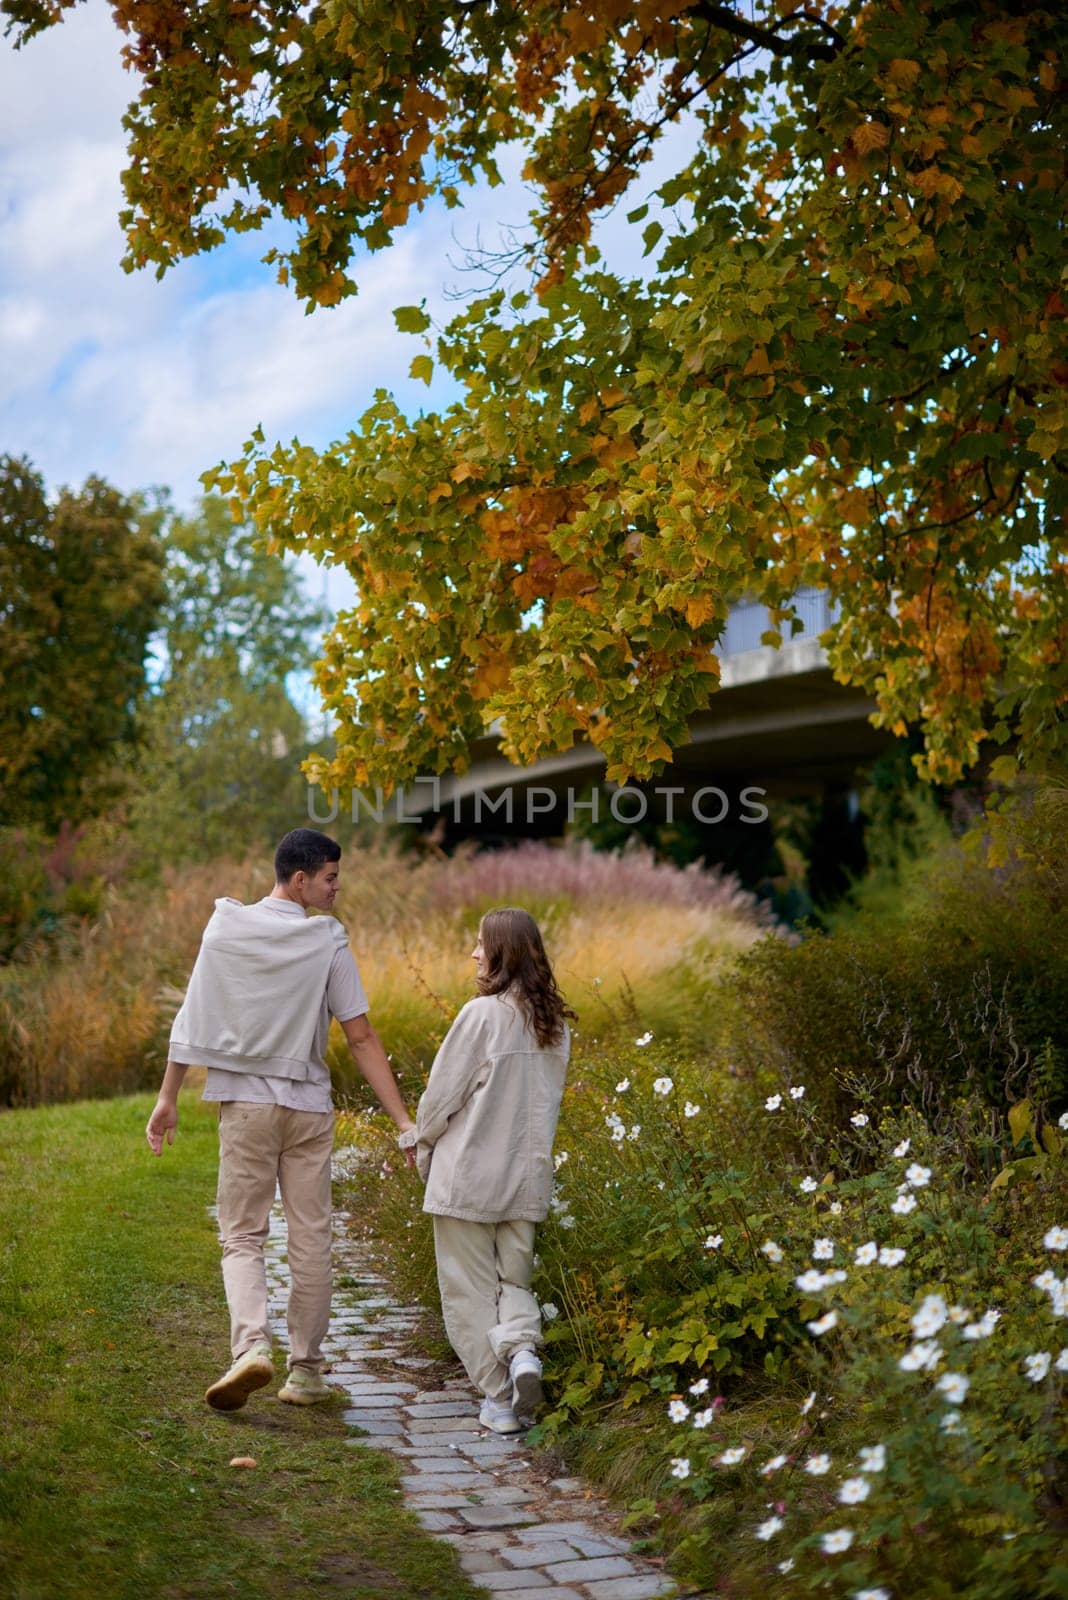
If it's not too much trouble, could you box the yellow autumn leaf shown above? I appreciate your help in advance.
[887,58,921,90]
[852,121,889,156]
[427,482,453,504]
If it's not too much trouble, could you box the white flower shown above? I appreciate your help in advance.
[800,1391,817,1415]
[800,1176,818,1193]
[761,1240,784,1263]
[760,1454,788,1475]
[829,1201,843,1215]
[652,1076,673,1097]
[1034,1269,1057,1290]
[854,1241,878,1265]
[812,1237,835,1261]
[1044,1226,1068,1252]
[1055,1349,1068,1372]
[611,1124,626,1143]
[857,1444,886,1473]
[690,1377,709,1396]
[878,1246,906,1266]
[628,1124,641,1140]
[838,1476,870,1504]
[668,1400,691,1423]
[704,1234,723,1250]
[855,1590,891,1600]
[1024,1352,1052,1382]
[777,1559,795,1574]
[948,1305,970,1324]
[805,1454,831,1475]
[796,1269,831,1293]
[615,1079,630,1095]
[807,1311,838,1336]
[891,1193,917,1215]
[935,1371,969,1405]
[899,1339,941,1372]
[553,1150,569,1169]
[718,1446,747,1465]
[1059,1112,1068,1131]
[765,1094,783,1111]
[962,1309,1000,1340]
[850,1112,869,1127]
[820,1529,854,1554]
[559,1214,576,1229]
[905,1163,932,1188]
[692,1407,716,1429]
[540,1301,560,1321]
[940,1410,967,1435]
[755,1516,784,1540]
[789,1085,806,1100]
[911,1294,949,1339]
[684,1101,701,1118]
[669,1456,690,1479]
[892,1138,911,1157]
[635,1032,654,1047]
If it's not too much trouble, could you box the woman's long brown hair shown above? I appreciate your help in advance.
[476,907,575,1047]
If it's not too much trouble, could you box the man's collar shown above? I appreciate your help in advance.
[260,895,305,915]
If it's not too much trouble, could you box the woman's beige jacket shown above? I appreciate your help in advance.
[415,991,570,1223]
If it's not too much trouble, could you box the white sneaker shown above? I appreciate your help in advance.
[205,1342,273,1411]
[479,1396,523,1434]
[509,1349,543,1418]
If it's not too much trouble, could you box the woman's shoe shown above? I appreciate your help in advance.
[479,1396,523,1434]
[509,1349,543,1419]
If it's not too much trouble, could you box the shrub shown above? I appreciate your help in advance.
[724,825,1068,1132]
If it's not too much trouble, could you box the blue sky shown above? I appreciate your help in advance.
[0,7,693,712]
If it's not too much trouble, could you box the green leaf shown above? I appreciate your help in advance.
[409,354,434,385]
[1008,1099,1033,1147]
[393,304,430,334]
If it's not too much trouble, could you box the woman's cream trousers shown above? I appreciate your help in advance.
[432,1215,542,1401]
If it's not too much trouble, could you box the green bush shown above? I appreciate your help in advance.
[724,825,1068,1132]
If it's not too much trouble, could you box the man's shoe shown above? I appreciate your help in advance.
[205,1343,273,1411]
[278,1367,333,1406]
[479,1396,523,1434]
[509,1349,543,1419]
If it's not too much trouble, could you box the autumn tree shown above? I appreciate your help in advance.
[7,0,1065,792]
[0,455,165,830]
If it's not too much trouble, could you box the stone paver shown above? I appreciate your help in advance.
[257,1201,684,1599]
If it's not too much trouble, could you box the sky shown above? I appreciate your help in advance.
[0,7,693,709]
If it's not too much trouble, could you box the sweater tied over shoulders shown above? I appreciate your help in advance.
[168,896,349,1081]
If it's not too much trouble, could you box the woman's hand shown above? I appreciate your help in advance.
[396,1120,418,1169]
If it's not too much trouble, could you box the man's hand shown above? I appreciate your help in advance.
[146,1098,177,1156]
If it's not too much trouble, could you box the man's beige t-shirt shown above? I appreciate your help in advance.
[199,897,369,1113]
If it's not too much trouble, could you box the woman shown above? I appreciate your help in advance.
[405,907,573,1433]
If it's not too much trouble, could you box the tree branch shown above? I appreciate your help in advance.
[684,2,844,62]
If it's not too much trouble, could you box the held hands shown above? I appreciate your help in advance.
[396,1121,418,1170]
[146,1098,177,1156]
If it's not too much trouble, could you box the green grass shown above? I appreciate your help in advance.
[0,1093,480,1600]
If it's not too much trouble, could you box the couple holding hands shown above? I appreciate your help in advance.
[146,828,573,1435]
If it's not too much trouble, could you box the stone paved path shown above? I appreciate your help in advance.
[261,1203,688,1600]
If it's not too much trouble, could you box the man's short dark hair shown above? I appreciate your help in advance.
[274,829,342,884]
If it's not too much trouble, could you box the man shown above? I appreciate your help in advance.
[145,828,416,1411]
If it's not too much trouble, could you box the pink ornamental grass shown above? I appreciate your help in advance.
[425,838,776,926]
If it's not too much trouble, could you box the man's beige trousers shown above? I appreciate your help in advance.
[216,1102,335,1372]
[432,1215,542,1402]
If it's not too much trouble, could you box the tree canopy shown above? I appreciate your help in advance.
[127,494,329,863]
[8,0,1066,792]
[0,455,164,830]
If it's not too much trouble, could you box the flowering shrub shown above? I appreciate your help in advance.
[342,1014,1068,1597]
